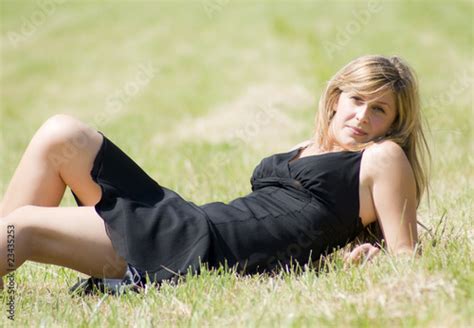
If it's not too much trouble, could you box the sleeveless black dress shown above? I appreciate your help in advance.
[74,133,365,285]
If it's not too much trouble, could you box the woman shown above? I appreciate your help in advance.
[0,55,430,293]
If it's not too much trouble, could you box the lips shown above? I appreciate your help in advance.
[348,126,367,136]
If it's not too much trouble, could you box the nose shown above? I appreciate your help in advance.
[355,104,369,123]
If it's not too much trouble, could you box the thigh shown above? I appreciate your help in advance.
[50,120,104,206]
[8,205,127,278]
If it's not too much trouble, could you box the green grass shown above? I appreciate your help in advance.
[1,0,473,326]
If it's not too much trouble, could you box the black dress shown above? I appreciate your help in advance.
[73,133,365,285]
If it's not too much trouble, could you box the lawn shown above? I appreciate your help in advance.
[0,0,472,326]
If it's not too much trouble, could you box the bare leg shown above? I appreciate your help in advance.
[0,114,103,216]
[0,205,127,279]
[0,115,127,288]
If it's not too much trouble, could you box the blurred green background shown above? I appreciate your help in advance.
[1,1,472,203]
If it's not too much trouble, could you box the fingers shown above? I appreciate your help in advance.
[346,243,372,262]
[344,243,380,267]
[366,246,380,261]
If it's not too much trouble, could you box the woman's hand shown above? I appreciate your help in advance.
[344,243,380,266]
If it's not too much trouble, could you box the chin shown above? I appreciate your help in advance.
[342,137,371,149]
[351,134,373,143]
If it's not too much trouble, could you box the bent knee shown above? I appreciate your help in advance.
[33,115,102,166]
[35,114,93,149]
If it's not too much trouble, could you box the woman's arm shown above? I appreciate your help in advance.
[365,140,418,255]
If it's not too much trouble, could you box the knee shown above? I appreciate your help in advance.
[33,115,98,167]
[35,114,89,149]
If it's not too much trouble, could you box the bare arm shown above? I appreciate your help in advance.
[366,140,418,254]
[344,141,418,265]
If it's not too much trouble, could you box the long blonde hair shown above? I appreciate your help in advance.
[314,55,431,207]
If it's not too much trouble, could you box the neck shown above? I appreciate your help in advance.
[306,141,347,155]
[317,137,348,153]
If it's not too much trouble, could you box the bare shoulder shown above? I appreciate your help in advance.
[362,140,414,181]
[364,140,406,159]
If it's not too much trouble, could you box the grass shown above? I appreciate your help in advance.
[0,0,473,326]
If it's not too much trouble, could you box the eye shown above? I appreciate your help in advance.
[373,106,386,114]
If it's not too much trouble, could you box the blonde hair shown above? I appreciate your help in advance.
[314,55,431,206]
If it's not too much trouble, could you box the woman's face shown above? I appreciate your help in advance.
[329,89,397,148]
